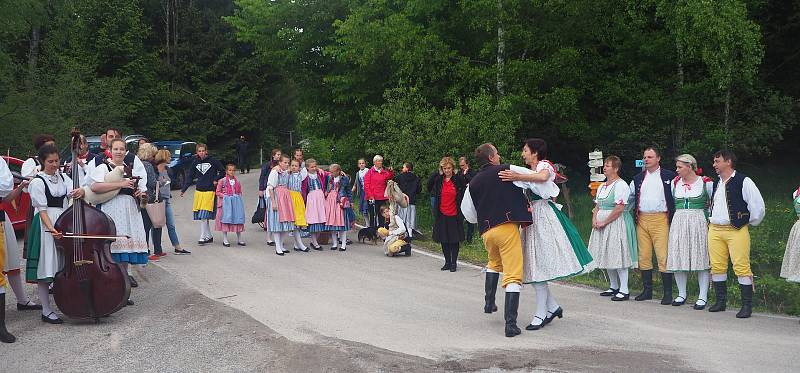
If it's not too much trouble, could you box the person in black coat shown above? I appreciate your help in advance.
[235,136,250,174]
[431,157,467,272]
[395,162,422,239]
[459,156,478,243]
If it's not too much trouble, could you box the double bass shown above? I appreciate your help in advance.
[52,129,130,321]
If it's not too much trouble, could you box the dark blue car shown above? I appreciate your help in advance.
[154,141,197,190]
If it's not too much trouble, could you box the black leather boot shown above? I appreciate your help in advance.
[736,284,753,318]
[635,270,653,301]
[441,245,451,271]
[401,243,412,256]
[484,272,499,313]
[660,272,674,305]
[708,281,727,312]
[450,245,459,272]
[1,293,17,343]
[504,291,521,337]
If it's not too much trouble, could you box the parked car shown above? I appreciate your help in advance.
[1,156,31,232]
[154,141,197,189]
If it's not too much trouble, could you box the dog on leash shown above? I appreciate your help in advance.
[356,225,380,245]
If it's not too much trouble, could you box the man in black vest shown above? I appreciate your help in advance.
[460,143,532,337]
[630,147,677,304]
[707,150,765,318]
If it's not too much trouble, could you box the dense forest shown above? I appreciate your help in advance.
[1,0,798,174]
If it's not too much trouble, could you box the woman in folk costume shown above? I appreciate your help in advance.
[89,139,148,305]
[1,156,41,314]
[21,135,56,180]
[215,164,246,247]
[25,145,85,324]
[266,155,295,256]
[287,159,309,252]
[323,164,356,251]
[180,143,225,245]
[587,155,638,301]
[302,159,329,250]
[499,138,592,330]
[780,185,800,292]
[666,154,714,309]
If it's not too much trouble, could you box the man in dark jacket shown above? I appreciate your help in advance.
[235,135,250,174]
[395,162,422,239]
[459,156,477,243]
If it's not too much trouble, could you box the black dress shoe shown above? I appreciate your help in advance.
[449,265,457,272]
[339,247,346,251]
[41,312,64,324]
[174,249,192,254]
[312,245,323,251]
[611,293,630,301]
[543,307,563,325]
[238,242,246,246]
[206,237,214,244]
[267,241,276,246]
[440,264,451,271]
[526,316,546,331]
[275,251,285,256]
[600,288,619,297]
[129,276,138,288]
[672,296,686,306]
[330,246,338,251]
[126,299,135,306]
[223,242,231,247]
[693,300,707,310]
[17,301,43,311]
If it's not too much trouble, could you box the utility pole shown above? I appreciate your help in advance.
[288,131,294,147]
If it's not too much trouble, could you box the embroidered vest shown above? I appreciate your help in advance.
[632,168,677,222]
[711,172,750,229]
[468,164,531,235]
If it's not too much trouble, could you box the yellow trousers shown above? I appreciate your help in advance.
[377,228,406,256]
[483,223,523,288]
[637,213,669,272]
[708,224,752,277]
[0,226,6,287]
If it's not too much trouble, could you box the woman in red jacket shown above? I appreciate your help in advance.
[363,155,394,227]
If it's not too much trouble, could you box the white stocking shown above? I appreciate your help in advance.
[38,281,55,318]
[310,233,320,247]
[546,287,560,313]
[236,232,242,244]
[273,232,284,253]
[607,269,619,290]
[697,270,710,304]
[8,272,32,305]
[674,272,688,300]
[293,228,307,250]
[340,231,348,250]
[712,273,727,282]
[204,220,212,240]
[331,232,339,248]
[617,269,630,294]
[223,232,230,245]
[531,283,549,326]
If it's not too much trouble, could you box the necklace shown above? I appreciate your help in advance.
[46,173,59,184]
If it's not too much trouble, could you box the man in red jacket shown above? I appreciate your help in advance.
[363,155,395,227]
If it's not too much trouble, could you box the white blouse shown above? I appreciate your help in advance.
[0,157,13,198]
[709,171,766,226]
[90,160,147,192]
[29,172,72,212]
[509,162,560,199]
[671,177,713,199]
[596,178,631,205]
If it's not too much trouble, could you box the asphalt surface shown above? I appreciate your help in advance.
[4,171,799,372]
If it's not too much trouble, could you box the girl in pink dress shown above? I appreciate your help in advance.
[303,159,329,250]
[266,155,295,255]
[215,164,246,247]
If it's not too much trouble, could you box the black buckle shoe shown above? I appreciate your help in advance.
[17,301,43,311]
[672,296,686,306]
[600,288,619,297]
[543,307,563,325]
[612,292,630,301]
[525,316,546,331]
[41,312,64,324]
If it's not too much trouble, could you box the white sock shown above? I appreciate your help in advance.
[331,232,338,248]
[506,283,521,293]
[712,273,727,282]
[674,272,688,300]
[737,276,752,285]
[223,232,230,245]
[340,231,348,250]
[204,220,212,240]
[310,233,320,247]
[236,232,242,243]
[293,229,307,250]
[617,269,629,294]
[546,289,560,313]
[273,232,284,253]
[38,281,55,318]
[532,283,548,325]
[607,269,619,290]
[697,270,710,303]
[8,272,32,305]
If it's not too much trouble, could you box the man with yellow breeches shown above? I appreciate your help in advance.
[708,150,765,319]
[460,143,532,338]
[630,147,678,304]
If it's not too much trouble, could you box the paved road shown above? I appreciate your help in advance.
[4,172,799,372]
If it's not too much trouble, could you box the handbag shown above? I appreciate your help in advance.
[145,181,167,228]
[251,197,266,224]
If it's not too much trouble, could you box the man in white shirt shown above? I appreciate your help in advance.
[707,150,765,319]
[629,147,677,304]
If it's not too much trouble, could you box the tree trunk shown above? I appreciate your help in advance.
[27,26,40,88]
[495,0,505,96]
[675,45,685,151]
[173,0,179,65]
[722,87,731,147]
[163,0,171,65]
